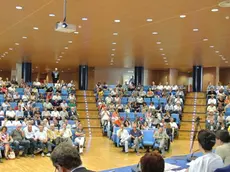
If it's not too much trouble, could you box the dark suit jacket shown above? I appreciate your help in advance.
[215,165,230,172]
[72,167,95,172]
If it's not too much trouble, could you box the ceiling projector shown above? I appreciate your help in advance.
[55,22,76,33]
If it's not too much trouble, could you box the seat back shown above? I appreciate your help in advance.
[171,113,180,124]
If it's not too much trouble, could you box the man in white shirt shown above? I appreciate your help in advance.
[43,99,53,111]
[117,124,130,153]
[35,125,52,157]
[6,107,16,120]
[157,83,164,91]
[208,95,217,105]
[24,124,39,157]
[100,107,110,126]
[207,103,217,113]
[187,130,224,172]
[136,96,144,105]
[51,108,61,120]
[169,118,178,140]
[164,82,171,91]
[13,92,20,101]
[60,100,69,110]
[33,78,41,88]
[60,123,72,144]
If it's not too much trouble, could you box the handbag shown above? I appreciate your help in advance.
[8,151,16,160]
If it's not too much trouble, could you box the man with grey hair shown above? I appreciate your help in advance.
[11,124,30,157]
[50,142,94,172]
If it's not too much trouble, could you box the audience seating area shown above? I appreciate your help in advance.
[206,83,230,132]
[95,82,186,153]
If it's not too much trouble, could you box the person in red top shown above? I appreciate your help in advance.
[112,109,121,127]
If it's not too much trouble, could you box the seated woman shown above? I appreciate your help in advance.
[0,126,11,159]
[112,109,121,127]
[187,130,224,172]
[146,88,154,98]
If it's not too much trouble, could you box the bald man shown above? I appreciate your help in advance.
[11,124,30,157]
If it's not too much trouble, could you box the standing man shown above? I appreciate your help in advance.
[52,68,59,83]
[130,123,143,155]
[11,124,30,157]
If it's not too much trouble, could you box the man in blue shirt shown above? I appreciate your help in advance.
[130,123,143,155]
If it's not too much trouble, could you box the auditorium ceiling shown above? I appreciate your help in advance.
[0,0,230,72]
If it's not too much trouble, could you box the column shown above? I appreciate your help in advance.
[134,66,144,86]
[22,62,32,83]
[192,66,203,92]
[15,63,22,83]
[169,68,178,85]
[216,67,219,86]
[79,65,88,90]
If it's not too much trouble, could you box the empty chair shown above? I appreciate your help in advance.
[119,112,127,120]
[103,91,110,97]
[16,88,24,94]
[143,86,149,92]
[9,102,17,109]
[171,113,180,125]
[39,89,46,94]
[121,97,128,104]
[144,98,151,104]
[61,89,68,96]
[159,98,167,105]
[152,98,159,106]
[35,102,43,111]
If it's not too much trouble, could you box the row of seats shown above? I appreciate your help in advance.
[120,97,167,105]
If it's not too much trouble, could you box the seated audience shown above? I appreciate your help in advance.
[130,123,143,155]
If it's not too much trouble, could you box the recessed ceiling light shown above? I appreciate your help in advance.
[22,36,27,39]
[219,55,223,57]
[159,48,163,51]
[110,63,113,65]
[203,38,208,41]
[112,42,116,45]
[59,56,63,58]
[113,32,118,36]
[165,63,168,65]
[36,66,38,69]
[146,18,153,22]
[112,49,116,51]
[61,52,65,54]
[33,27,39,30]
[111,54,115,56]
[193,28,199,32]
[215,51,219,53]
[210,45,214,48]
[49,14,55,17]
[9,48,13,51]
[16,6,23,10]
[1,55,4,58]
[163,57,167,59]
[211,8,219,12]
[57,59,61,61]
[74,32,79,34]
[156,42,161,45]
[68,41,72,43]
[114,19,120,23]
[152,32,158,35]
[226,16,230,20]
[56,61,59,63]
[180,15,186,18]
[82,18,88,21]
[225,61,228,63]
[64,47,68,50]
[15,43,19,45]
[164,60,168,63]
[78,25,82,28]
[5,52,8,54]
[161,54,165,56]
[222,57,226,60]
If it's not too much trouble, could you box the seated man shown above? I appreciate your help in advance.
[74,123,85,154]
[207,103,218,114]
[43,99,53,111]
[47,123,61,148]
[68,107,79,120]
[117,123,130,153]
[130,123,143,155]
[187,130,224,172]
[11,124,30,157]
[208,94,217,105]
[6,107,16,120]
[169,118,178,139]
[35,125,52,157]
[60,123,72,145]
[154,126,169,156]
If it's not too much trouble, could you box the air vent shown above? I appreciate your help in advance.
[219,0,230,7]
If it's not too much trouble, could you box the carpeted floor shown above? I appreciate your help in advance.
[101,152,203,172]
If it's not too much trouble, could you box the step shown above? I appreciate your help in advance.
[76,90,95,96]
[80,118,101,127]
[84,127,102,137]
[78,110,99,118]
[183,106,206,113]
[180,122,205,130]
[77,103,98,110]
[182,113,206,121]
[179,131,193,140]
[185,99,206,106]
[77,96,96,103]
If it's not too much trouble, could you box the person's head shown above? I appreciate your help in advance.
[140,151,165,172]
[62,123,66,129]
[198,130,216,152]
[120,123,124,130]
[16,124,22,130]
[39,125,44,132]
[51,142,82,172]
[170,118,174,123]
[215,130,230,146]
[133,123,137,131]
[158,126,163,133]
[1,126,7,133]
[50,123,55,131]
[78,123,83,130]
[28,124,33,132]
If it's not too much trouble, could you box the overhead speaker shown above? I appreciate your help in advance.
[219,0,230,7]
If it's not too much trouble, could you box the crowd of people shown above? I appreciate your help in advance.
[95,81,186,155]
[0,78,86,162]
[206,82,230,133]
